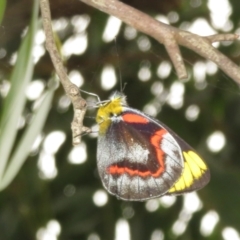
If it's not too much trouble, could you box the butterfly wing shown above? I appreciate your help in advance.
[144,116,210,195]
[97,108,185,201]
[165,133,210,195]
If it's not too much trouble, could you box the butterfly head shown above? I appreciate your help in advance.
[96,91,127,134]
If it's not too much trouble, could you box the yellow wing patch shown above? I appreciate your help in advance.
[168,150,209,194]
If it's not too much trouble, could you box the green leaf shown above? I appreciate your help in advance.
[0,0,6,24]
[0,78,57,191]
[0,0,38,181]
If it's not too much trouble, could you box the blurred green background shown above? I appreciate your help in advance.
[0,0,240,239]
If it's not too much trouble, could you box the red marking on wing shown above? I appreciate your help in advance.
[122,113,149,124]
[108,129,167,178]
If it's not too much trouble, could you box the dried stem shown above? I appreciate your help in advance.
[79,0,240,83]
[40,0,90,145]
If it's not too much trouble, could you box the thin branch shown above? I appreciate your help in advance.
[206,33,239,43]
[79,0,240,83]
[40,0,90,145]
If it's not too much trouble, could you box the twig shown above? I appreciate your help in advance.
[79,0,240,83]
[40,0,90,145]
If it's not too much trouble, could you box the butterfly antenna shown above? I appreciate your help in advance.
[80,89,101,103]
[114,37,123,93]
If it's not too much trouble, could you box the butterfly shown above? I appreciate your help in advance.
[95,91,210,201]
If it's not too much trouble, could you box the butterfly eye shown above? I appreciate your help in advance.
[109,113,116,118]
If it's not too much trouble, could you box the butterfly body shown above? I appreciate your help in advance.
[96,92,210,201]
